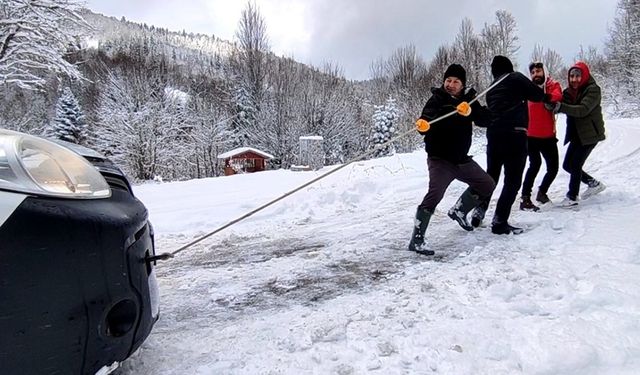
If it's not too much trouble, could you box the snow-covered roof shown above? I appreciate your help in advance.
[217,147,275,159]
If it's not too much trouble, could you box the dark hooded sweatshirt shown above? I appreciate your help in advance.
[485,72,546,134]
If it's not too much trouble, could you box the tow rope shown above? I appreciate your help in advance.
[148,74,509,263]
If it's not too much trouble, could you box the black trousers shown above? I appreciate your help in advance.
[482,131,528,225]
[563,141,598,199]
[419,157,495,212]
[522,137,559,197]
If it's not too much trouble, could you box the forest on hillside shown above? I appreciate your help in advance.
[1,0,638,181]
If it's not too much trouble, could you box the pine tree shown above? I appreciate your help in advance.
[45,87,87,144]
[230,85,255,147]
[371,98,398,157]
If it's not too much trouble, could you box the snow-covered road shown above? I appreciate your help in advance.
[117,117,640,374]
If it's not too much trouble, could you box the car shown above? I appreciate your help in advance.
[0,129,159,375]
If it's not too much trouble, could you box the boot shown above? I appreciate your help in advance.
[519,195,540,212]
[470,201,488,228]
[491,221,524,235]
[535,190,551,204]
[447,190,479,231]
[408,208,435,256]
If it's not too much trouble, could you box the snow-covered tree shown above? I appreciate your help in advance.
[230,85,254,147]
[366,45,429,154]
[605,0,640,116]
[530,44,564,81]
[607,0,640,78]
[259,56,305,168]
[0,0,90,90]
[189,97,234,178]
[371,98,398,158]
[299,62,364,165]
[0,84,52,133]
[481,10,520,60]
[453,19,485,90]
[94,69,172,180]
[45,86,86,144]
[232,1,269,116]
[480,10,520,82]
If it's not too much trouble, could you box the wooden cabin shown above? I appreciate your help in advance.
[217,147,275,176]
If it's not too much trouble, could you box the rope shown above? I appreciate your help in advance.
[149,74,509,262]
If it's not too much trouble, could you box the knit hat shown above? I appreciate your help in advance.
[491,55,514,78]
[443,64,466,86]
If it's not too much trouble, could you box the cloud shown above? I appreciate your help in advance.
[86,0,618,80]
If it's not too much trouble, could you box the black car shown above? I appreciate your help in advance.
[0,129,159,375]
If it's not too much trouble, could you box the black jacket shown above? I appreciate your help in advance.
[419,87,489,164]
[486,72,545,134]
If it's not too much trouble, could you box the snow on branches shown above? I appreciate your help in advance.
[0,0,90,90]
[371,98,399,158]
[45,86,87,144]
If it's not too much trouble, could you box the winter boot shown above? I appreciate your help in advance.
[535,191,551,204]
[470,202,488,228]
[491,221,524,235]
[408,208,435,256]
[519,195,540,212]
[447,190,478,231]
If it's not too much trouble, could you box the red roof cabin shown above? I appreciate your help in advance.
[217,147,275,176]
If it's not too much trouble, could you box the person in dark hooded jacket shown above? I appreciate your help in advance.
[408,64,495,255]
[467,55,547,235]
[550,61,606,207]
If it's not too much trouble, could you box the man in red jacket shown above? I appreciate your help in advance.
[519,62,563,211]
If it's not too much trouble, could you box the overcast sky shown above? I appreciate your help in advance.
[85,0,618,81]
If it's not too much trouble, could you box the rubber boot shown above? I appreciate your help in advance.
[447,189,479,231]
[408,207,435,256]
[471,199,488,228]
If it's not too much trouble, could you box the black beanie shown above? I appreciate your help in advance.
[491,55,514,78]
[443,64,466,86]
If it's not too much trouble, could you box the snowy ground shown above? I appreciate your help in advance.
[117,116,640,375]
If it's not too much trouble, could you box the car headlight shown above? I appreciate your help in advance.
[0,129,111,199]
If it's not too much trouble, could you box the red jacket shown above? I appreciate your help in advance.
[527,77,562,138]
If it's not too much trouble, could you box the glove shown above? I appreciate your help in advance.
[456,102,471,116]
[543,93,554,104]
[415,118,430,132]
[544,102,561,113]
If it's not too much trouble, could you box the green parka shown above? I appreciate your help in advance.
[558,62,606,146]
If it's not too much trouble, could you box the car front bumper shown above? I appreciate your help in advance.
[0,188,159,375]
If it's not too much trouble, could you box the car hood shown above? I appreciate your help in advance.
[50,139,106,159]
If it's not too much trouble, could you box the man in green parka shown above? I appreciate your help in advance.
[550,61,606,207]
